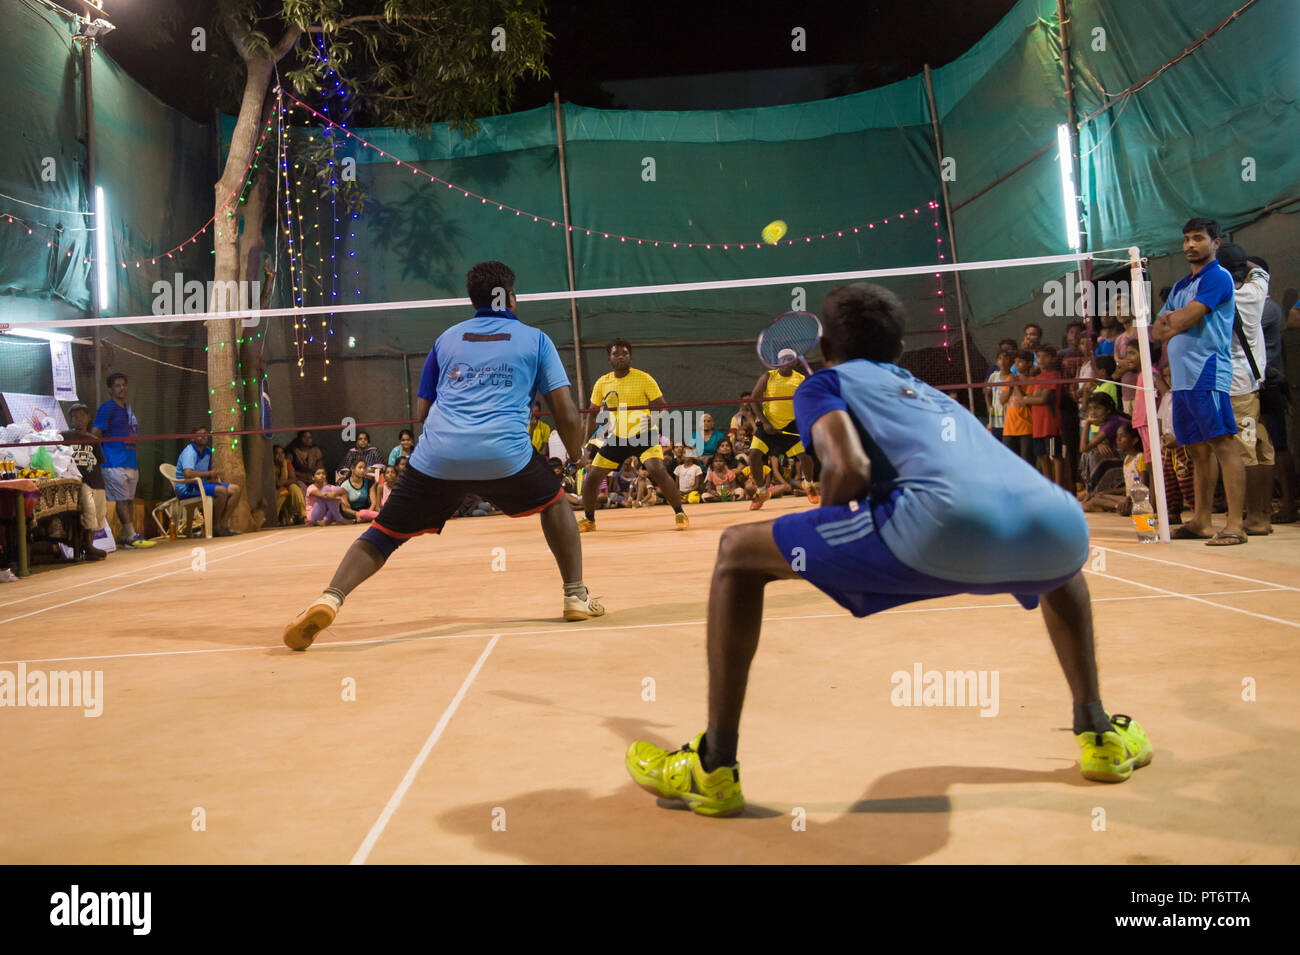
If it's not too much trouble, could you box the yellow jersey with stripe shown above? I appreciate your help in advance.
[763,369,804,430]
[590,369,662,438]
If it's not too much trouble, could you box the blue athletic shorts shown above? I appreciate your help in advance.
[771,491,1081,617]
[177,480,228,499]
[1171,390,1236,446]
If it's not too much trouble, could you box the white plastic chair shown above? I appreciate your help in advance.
[153,463,212,539]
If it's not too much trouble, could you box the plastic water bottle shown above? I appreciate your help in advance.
[1129,482,1158,543]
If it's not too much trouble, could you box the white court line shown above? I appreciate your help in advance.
[1094,545,1300,593]
[0,587,1281,667]
[1084,568,1300,629]
[350,634,499,866]
[0,539,253,609]
[0,531,320,628]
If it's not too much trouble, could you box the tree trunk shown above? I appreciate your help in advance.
[207,48,275,532]
[238,163,271,530]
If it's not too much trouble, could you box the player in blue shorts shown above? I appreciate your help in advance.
[626,283,1152,816]
[282,261,604,650]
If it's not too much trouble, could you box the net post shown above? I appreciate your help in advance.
[1129,246,1170,543]
[553,92,586,406]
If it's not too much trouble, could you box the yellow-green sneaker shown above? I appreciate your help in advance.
[625,732,744,817]
[1078,713,1153,782]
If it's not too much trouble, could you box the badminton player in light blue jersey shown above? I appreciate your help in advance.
[627,283,1152,816]
[283,261,604,651]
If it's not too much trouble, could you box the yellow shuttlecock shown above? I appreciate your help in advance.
[761,220,788,245]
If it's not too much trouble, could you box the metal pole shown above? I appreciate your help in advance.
[81,33,101,405]
[1057,1,1088,278]
[553,92,585,404]
[923,65,976,413]
[1129,247,1169,542]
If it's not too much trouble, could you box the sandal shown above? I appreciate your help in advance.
[1206,531,1247,546]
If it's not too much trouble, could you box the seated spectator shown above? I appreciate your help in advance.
[337,430,384,481]
[338,459,380,523]
[674,454,704,497]
[634,464,661,507]
[287,430,324,490]
[702,455,746,502]
[274,444,307,526]
[60,402,107,560]
[1079,393,1127,494]
[1081,422,1146,513]
[305,467,347,525]
[608,457,639,507]
[176,425,242,536]
[396,455,410,479]
[388,429,416,466]
[454,493,493,518]
[690,413,725,462]
[742,455,792,499]
[379,464,398,508]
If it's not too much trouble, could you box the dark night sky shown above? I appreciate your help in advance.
[65,0,1022,120]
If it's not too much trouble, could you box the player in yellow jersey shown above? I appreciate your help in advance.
[579,339,688,531]
[745,351,818,509]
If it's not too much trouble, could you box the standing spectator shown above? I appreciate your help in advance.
[1157,368,1196,525]
[92,372,155,548]
[337,431,383,481]
[273,445,306,525]
[1153,218,1245,545]
[387,429,415,466]
[529,400,553,455]
[175,426,243,536]
[1249,256,1295,524]
[1020,345,1070,489]
[287,430,324,490]
[1219,244,1274,536]
[60,402,107,560]
[1059,321,1085,359]
[1095,310,1121,357]
[1114,340,1142,415]
[986,349,1013,441]
[1002,350,1036,465]
[1022,322,1043,352]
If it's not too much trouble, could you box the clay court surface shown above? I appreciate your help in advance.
[2,499,1298,864]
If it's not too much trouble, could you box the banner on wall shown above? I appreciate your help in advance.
[50,340,77,401]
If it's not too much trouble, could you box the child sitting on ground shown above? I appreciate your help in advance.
[701,455,746,502]
[1081,422,1146,514]
[1078,392,1128,496]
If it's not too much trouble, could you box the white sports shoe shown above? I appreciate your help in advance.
[563,590,606,621]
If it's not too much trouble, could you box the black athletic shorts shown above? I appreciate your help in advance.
[590,431,663,469]
[750,425,804,457]
[371,452,563,539]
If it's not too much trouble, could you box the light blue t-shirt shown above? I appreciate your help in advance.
[409,308,571,480]
[792,360,1089,585]
[175,442,211,497]
[1159,261,1234,392]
